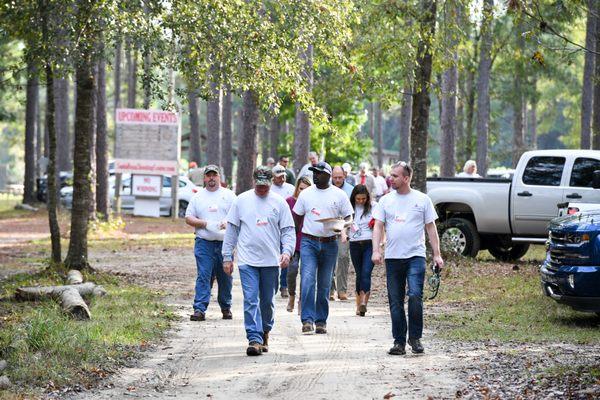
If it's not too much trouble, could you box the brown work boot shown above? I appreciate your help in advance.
[280,288,289,298]
[315,323,327,334]
[190,310,205,321]
[302,321,314,334]
[338,291,348,301]
[329,291,335,301]
[222,309,233,320]
[261,331,269,352]
[246,341,263,356]
[287,295,295,312]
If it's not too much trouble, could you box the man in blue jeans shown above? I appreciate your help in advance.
[372,161,444,355]
[185,165,237,321]
[293,162,353,334]
[222,166,296,356]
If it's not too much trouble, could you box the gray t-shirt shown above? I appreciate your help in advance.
[372,189,438,259]
[293,185,354,237]
[185,187,236,241]
[270,182,295,199]
[226,189,295,267]
[349,204,373,242]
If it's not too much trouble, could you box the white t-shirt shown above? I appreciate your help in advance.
[293,185,353,237]
[270,182,295,199]
[456,172,481,178]
[375,175,388,196]
[349,204,374,242]
[185,187,236,241]
[372,189,438,259]
[226,190,295,267]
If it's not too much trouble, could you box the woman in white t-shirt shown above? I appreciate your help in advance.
[346,184,376,316]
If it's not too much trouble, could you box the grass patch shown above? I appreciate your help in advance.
[430,253,600,344]
[0,268,176,397]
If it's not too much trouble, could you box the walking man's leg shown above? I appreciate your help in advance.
[386,259,408,355]
[238,264,263,356]
[279,268,288,297]
[191,238,212,321]
[335,240,350,300]
[286,252,300,312]
[406,256,426,353]
[314,240,338,333]
[258,267,279,352]
[213,241,233,319]
[300,238,318,333]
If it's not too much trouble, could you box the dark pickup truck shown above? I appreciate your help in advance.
[541,210,600,316]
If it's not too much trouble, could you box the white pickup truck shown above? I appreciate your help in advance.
[428,150,600,260]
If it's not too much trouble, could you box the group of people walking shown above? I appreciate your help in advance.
[185,157,444,357]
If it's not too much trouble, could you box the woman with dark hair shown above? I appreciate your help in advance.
[348,184,375,316]
[285,176,312,313]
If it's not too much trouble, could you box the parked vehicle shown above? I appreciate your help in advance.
[60,175,197,217]
[557,202,600,217]
[540,210,600,317]
[428,150,600,260]
[37,171,72,203]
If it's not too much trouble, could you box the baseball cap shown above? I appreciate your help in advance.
[272,165,286,177]
[253,166,273,186]
[309,161,333,175]
[204,164,220,175]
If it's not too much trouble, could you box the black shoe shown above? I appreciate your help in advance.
[315,323,327,334]
[246,341,263,356]
[408,338,424,354]
[222,309,233,320]
[190,310,205,321]
[388,343,406,355]
[302,322,314,334]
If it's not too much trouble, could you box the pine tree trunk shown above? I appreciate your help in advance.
[369,102,375,140]
[126,42,137,109]
[269,116,280,160]
[582,0,596,149]
[464,44,477,160]
[456,71,465,165]
[440,2,458,177]
[529,98,537,149]
[293,45,313,176]
[261,123,269,164]
[594,9,600,150]
[476,0,493,176]
[399,87,412,162]
[142,51,151,109]
[88,63,98,221]
[236,90,259,194]
[512,18,526,168]
[54,77,70,172]
[65,47,94,271]
[24,61,38,205]
[206,83,221,165]
[187,89,201,165]
[36,87,43,178]
[96,49,109,221]
[113,40,122,155]
[221,90,233,181]
[409,0,436,193]
[375,102,383,168]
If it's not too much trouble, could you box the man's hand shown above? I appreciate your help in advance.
[279,253,291,269]
[433,255,444,271]
[223,261,234,275]
[372,249,383,265]
[340,230,348,244]
[218,220,227,230]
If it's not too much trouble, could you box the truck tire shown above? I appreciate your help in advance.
[439,218,480,257]
[487,243,530,262]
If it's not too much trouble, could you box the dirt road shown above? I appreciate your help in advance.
[64,245,468,400]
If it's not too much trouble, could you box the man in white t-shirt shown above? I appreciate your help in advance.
[293,161,353,334]
[185,165,237,322]
[372,161,444,356]
[270,165,295,200]
[222,166,296,356]
[297,151,319,180]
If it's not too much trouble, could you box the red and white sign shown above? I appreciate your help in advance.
[131,174,163,197]
[116,109,178,126]
[115,159,178,175]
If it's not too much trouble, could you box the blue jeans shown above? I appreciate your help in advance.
[300,237,338,324]
[349,240,374,293]
[279,267,288,290]
[238,265,279,344]
[385,257,426,345]
[193,238,232,312]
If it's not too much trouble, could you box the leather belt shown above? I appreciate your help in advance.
[304,233,338,243]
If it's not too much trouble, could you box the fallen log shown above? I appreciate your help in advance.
[67,269,84,285]
[15,283,107,320]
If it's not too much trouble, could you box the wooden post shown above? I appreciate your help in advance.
[114,172,122,215]
[171,174,179,220]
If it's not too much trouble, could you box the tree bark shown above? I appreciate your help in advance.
[399,87,412,162]
[187,89,201,165]
[269,116,280,160]
[293,45,313,176]
[261,123,269,164]
[54,77,70,172]
[96,48,109,220]
[476,0,493,176]
[221,90,233,182]
[236,90,259,194]
[126,41,137,109]
[409,0,436,193]
[36,85,43,178]
[464,42,477,161]
[529,98,537,149]
[65,46,94,270]
[375,102,383,168]
[113,40,121,155]
[512,17,526,168]
[88,63,98,221]
[206,83,221,165]
[142,50,151,109]
[24,61,38,204]
[368,102,375,139]
[582,0,596,149]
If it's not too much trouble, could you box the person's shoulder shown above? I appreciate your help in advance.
[409,189,431,202]
[220,187,236,197]
[237,189,255,201]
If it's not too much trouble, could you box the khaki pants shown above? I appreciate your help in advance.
[331,240,350,294]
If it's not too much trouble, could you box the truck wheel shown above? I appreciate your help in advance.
[439,218,480,257]
[488,243,530,262]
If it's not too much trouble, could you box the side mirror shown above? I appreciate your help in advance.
[593,170,600,189]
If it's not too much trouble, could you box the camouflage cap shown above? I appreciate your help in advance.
[204,164,220,176]
[253,165,273,186]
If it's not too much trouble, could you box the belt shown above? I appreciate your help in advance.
[350,240,372,245]
[304,233,338,243]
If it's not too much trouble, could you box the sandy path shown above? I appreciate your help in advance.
[65,246,466,400]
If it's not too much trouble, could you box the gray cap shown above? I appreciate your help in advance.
[309,161,333,175]
[253,166,273,186]
[272,165,286,177]
[204,164,220,175]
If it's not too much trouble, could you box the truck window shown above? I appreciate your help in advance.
[570,157,600,187]
[522,156,565,186]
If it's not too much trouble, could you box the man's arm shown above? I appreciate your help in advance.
[279,226,296,268]
[425,221,444,269]
[371,220,385,265]
[185,215,208,229]
[222,222,240,275]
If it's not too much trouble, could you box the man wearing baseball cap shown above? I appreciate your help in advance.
[293,161,353,334]
[185,164,237,322]
[222,166,296,356]
[270,165,295,200]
